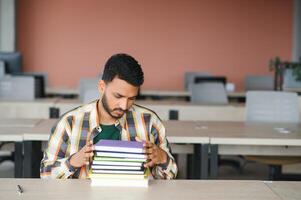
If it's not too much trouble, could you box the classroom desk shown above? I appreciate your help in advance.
[0,128,25,178]
[0,119,46,178]
[1,179,293,200]
[54,99,246,121]
[0,98,59,119]
[4,119,301,180]
[266,181,301,200]
[46,86,246,99]
[0,119,42,128]
[20,119,209,179]
[206,122,301,179]
[2,97,301,122]
[22,119,57,178]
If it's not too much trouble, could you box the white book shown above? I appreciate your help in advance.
[91,178,148,187]
[92,160,143,167]
[95,151,147,159]
[92,169,145,175]
[89,173,148,180]
[92,165,142,170]
[94,156,147,162]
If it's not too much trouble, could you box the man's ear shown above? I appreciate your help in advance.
[98,80,106,94]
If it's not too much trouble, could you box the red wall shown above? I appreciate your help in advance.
[17,0,293,90]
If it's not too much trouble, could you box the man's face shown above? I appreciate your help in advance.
[99,77,139,119]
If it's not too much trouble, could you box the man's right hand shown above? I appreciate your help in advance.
[70,140,94,168]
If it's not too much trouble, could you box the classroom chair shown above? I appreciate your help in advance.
[244,75,274,91]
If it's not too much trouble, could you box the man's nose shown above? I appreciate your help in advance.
[119,99,128,110]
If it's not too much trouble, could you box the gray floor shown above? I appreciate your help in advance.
[218,161,269,180]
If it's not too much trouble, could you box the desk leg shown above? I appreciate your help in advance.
[23,141,43,178]
[201,144,208,179]
[14,142,23,178]
[209,144,218,179]
[193,144,208,179]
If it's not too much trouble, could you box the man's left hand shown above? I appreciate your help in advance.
[135,137,167,168]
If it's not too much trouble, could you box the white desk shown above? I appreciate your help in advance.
[54,99,246,121]
[4,119,301,180]
[0,179,288,200]
[266,181,301,200]
[3,97,301,122]
[23,119,207,143]
[0,98,59,119]
[0,119,43,178]
[205,122,301,178]
[0,119,42,128]
[21,119,210,179]
[46,86,246,99]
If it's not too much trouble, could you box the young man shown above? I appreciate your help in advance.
[40,53,178,179]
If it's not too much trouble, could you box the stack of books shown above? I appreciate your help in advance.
[90,139,149,187]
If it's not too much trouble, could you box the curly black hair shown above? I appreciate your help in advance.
[102,53,144,87]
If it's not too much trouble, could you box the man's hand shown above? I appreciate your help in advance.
[135,137,167,168]
[70,140,94,168]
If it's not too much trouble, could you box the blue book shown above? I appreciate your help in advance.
[94,140,144,153]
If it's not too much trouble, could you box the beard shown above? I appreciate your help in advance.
[101,93,127,119]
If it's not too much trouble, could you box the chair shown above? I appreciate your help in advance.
[0,76,35,100]
[83,89,100,103]
[184,72,210,91]
[245,91,301,180]
[15,73,47,98]
[245,75,274,91]
[190,82,229,105]
[246,91,299,123]
[79,78,99,103]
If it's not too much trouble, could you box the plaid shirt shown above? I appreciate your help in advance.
[40,100,178,179]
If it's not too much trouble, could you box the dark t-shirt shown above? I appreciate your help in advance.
[93,124,120,144]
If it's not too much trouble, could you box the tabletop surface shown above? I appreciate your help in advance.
[1,179,298,200]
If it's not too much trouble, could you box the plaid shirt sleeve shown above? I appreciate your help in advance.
[40,117,78,179]
[150,115,178,179]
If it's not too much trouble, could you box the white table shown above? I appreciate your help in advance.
[0,98,59,119]
[266,181,301,200]
[46,86,246,99]
[21,119,210,179]
[0,179,291,200]
[54,98,246,121]
[205,122,301,178]
[0,119,43,178]
[0,119,42,128]
[22,119,56,178]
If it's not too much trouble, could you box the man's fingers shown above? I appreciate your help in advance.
[85,145,94,153]
[143,142,153,148]
[147,153,155,160]
[135,136,144,142]
[86,140,93,148]
[145,147,153,154]
[144,160,155,168]
[85,152,94,157]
